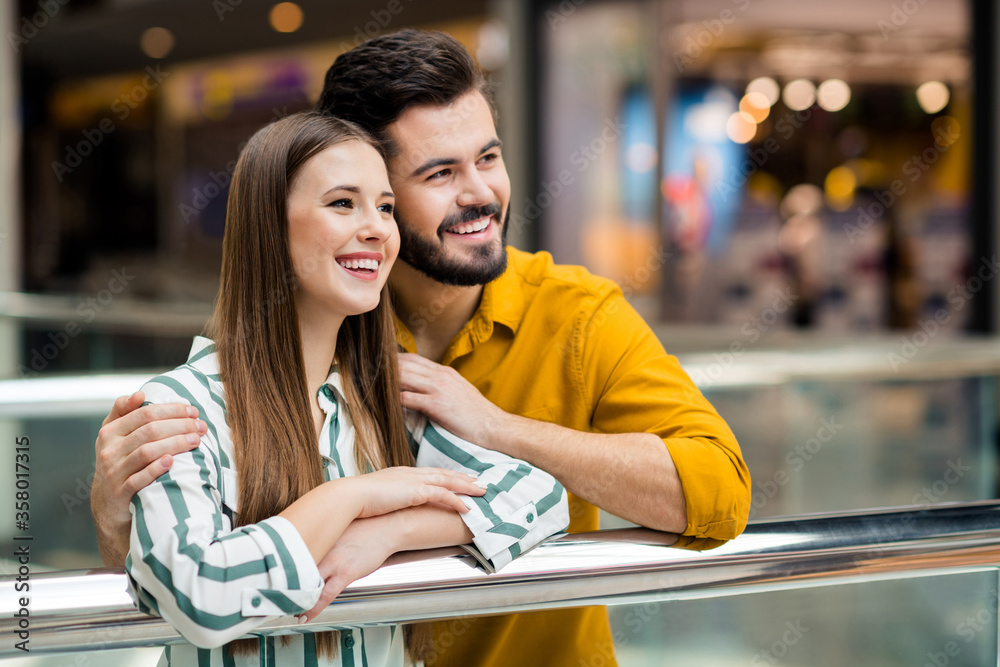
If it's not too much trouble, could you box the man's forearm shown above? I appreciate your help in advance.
[481,414,687,533]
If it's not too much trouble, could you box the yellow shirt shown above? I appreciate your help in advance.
[396,248,751,667]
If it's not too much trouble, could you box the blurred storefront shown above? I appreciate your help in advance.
[536,0,979,336]
[7,0,993,376]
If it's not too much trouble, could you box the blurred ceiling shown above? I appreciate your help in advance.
[17,0,489,80]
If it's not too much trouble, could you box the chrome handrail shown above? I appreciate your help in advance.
[2,501,999,657]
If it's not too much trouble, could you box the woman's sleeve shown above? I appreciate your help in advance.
[408,413,569,571]
[126,373,324,649]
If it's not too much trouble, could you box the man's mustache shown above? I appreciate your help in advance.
[437,202,502,236]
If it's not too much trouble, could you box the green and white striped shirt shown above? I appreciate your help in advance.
[127,336,568,667]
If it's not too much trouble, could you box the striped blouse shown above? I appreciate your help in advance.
[127,336,568,667]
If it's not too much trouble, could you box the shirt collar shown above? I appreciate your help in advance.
[317,364,345,416]
[481,247,525,335]
[392,247,525,354]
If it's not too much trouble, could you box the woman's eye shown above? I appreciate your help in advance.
[378,203,395,214]
[329,198,353,209]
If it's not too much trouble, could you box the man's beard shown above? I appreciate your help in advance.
[396,204,509,287]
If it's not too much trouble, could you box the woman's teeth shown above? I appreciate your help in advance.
[449,218,490,234]
[338,258,379,271]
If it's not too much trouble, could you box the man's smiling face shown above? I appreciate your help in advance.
[385,90,511,286]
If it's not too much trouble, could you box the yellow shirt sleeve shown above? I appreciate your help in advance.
[576,288,752,548]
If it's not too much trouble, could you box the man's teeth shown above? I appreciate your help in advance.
[338,258,379,271]
[449,218,490,235]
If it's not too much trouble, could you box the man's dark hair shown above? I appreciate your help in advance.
[316,29,496,156]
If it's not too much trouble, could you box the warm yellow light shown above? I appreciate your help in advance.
[726,111,758,144]
[140,27,174,59]
[817,79,851,112]
[824,165,857,211]
[740,92,771,123]
[269,2,303,33]
[746,77,781,107]
[782,79,816,111]
[916,81,950,114]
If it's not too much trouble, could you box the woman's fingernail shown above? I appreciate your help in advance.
[186,406,199,418]
[298,615,308,625]
[160,455,172,470]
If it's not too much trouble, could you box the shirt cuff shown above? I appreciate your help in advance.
[240,516,323,617]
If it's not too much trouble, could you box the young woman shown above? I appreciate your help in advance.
[127,112,568,666]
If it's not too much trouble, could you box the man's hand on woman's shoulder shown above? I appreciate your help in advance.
[91,391,206,566]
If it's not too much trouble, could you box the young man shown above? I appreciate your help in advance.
[91,29,750,666]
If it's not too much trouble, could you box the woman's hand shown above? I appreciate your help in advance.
[297,516,396,623]
[343,466,485,519]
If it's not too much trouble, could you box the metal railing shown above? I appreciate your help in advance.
[2,501,999,658]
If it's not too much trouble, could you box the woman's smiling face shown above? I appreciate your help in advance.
[286,139,400,320]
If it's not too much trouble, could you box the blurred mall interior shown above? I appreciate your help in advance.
[2,0,1000,664]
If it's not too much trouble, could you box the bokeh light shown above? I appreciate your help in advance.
[726,111,758,144]
[824,165,857,211]
[746,76,781,107]
[916,81,950,114]
[140,27,174,59]
[269,2,303,33]
[740,92,771,123]
[783,79,816,111]
[781,183,824,218]
[817,79,851,112]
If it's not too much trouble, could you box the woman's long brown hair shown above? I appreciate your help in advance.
[206,111,414,659]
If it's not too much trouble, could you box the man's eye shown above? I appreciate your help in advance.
[480,153,499,164]
[428,169,450,181]
[329,198,353,209]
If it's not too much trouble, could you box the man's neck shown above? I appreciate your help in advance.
[390,261,484,363]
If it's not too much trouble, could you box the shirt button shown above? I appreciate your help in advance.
[343,634,355,649]
[251,596,261,608]
[526,513,534,523]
